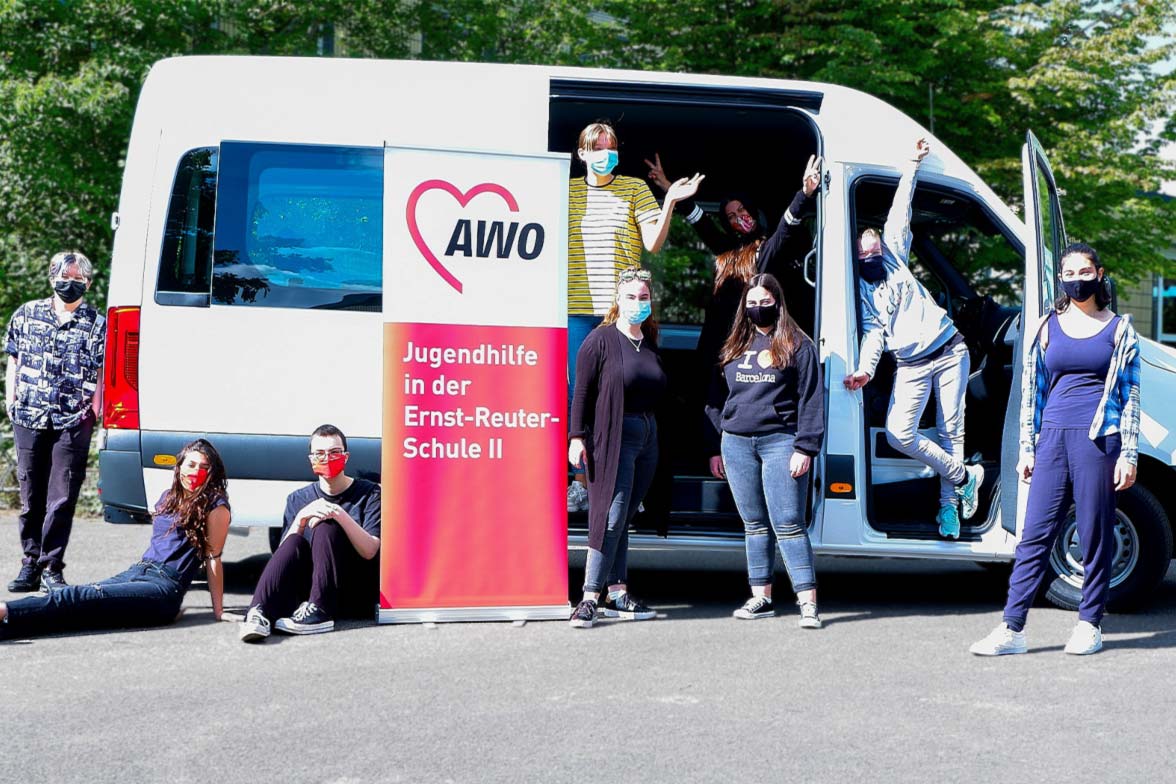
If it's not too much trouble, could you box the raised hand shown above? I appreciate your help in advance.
[644,153,672,191]
[802,154,823,197]
[914,138,931,163]
[665,173,705,204]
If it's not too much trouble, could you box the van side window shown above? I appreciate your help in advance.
[156,147,218,307]
[212,142,383,311]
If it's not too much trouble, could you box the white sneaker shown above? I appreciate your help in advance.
[239,606,271,643]
[1064,621,1103,655]
[566,480,589,513]
[957,464,986,520]
[797,601,822,629]
[969,623,1028,656]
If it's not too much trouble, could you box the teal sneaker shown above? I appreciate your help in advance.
[937,504,961,539]
[957,464,985,520]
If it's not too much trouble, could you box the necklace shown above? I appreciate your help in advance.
[626,334,643,352]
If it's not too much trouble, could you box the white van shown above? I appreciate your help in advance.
[98,56,1176,610]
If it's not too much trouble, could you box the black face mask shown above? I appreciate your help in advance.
[53,280,86,304]
[1061,277,1100,303]
[859,254,887,284]
[746,304,779,328]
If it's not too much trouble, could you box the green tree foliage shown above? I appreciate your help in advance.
[0,0,1172,333]
[598,0,1175,286]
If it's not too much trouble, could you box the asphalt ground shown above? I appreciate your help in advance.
[2,514,1175,784]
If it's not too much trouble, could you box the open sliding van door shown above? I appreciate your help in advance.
[998,131,1067,533]
[548,80,827,539]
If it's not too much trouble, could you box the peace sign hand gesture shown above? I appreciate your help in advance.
[644,152,672,191]
[802,154,823,197]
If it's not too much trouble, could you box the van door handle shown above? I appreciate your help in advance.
[803,248,817,288]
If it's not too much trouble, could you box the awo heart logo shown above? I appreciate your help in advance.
[406,179,522,294]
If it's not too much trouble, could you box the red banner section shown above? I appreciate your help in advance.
[380,321,567,614]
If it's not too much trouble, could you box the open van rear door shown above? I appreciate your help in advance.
[999,131,1068,533]
[1021,130,1067,321]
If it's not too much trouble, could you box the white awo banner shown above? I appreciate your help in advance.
[379,145,571,623]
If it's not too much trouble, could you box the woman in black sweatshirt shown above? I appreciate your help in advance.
[568,267,668,629]
[705,273,826,628]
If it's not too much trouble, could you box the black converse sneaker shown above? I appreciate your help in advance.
[733,595,774,620]
[600,592,656,620]
[568,599,597,628]
[275,601,334,635]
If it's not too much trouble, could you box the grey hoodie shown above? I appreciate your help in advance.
[856,160,957,377]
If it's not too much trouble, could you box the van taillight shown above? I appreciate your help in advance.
[103,306,140,429]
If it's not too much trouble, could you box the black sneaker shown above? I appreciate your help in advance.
[568,599,597,628]
[7,563,42,593]
[274,601,334,635]
[733,595,774,620]
[39,569,68,592]
[600,592,656,621]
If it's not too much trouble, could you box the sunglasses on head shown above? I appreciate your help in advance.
[618,268,652,282]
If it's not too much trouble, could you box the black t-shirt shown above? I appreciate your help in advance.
[281,477,382,543]
[621,336,667,413]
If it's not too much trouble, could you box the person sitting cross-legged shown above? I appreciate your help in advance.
[239,424,381,641]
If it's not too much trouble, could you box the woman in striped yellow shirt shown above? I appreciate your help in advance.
[566,122,702,511]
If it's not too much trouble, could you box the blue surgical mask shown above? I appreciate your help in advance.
[620,299,651,325]
[585,149,619,176]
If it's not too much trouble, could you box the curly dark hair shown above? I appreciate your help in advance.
[154,439,229,559]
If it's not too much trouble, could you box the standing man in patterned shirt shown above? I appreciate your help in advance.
[565,121,702,511]
[4,251,107,592]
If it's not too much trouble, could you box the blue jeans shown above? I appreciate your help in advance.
[721,431,817,592]
[2,561,184,639]
[584,413,658,593]
[568,314,604,408]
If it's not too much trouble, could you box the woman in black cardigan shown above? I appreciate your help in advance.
[568,267,668,628]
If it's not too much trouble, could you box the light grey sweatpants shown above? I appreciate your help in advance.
[885,338,969,507]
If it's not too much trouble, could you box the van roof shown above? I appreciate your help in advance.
[135,56,1021,227]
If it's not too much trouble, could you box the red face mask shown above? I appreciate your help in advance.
[185,468,210,490]
[312,453,348,479]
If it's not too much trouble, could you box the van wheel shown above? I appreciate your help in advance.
[269,527,283,554]
[1044,484,1172,612]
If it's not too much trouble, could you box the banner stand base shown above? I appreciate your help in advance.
[378,604,571,624]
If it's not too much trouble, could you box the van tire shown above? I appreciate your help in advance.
[1044,484,1172,612]
[269,527,283,554]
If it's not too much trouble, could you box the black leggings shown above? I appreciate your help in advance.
[250,520,378,620]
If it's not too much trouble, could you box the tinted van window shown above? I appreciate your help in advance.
[212,142,383,311]
[156,147,218,306]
